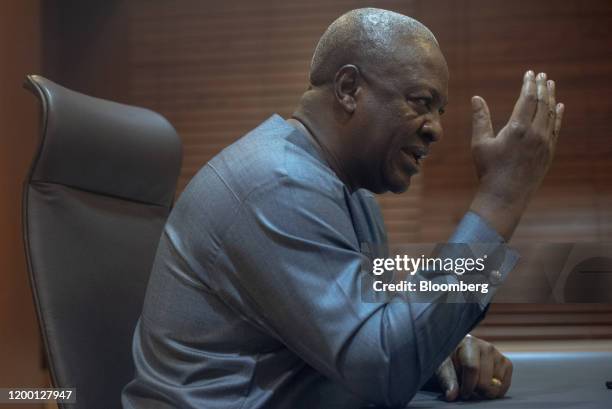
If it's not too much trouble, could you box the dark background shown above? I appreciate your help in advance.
[2,0,611,403]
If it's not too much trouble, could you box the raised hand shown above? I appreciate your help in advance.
[469,71,564,240]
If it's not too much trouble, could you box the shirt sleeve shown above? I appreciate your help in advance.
[448,210,518,306]
[214,175,518,407]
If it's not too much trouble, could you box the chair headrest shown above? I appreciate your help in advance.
[25,75,182,207]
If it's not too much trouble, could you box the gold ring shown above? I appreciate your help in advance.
[491,377,502,387]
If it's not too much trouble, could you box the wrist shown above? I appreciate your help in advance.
[469,188,530,241]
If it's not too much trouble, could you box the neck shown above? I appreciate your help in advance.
[290,91,358,191]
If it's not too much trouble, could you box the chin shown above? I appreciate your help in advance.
[382,162,414,194]
[389,184,410,194]
[386,176,411,194]
[367,169,411,194]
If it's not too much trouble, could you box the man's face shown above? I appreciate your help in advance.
[351,42,449,194]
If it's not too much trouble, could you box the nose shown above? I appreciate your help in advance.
[420,117,443,144]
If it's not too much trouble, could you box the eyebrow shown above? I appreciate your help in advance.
[430,88,448,107]
[406,84,447,106]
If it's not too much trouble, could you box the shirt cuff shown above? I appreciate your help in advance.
[448,211,520,308]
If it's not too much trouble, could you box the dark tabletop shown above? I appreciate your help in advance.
[409,351,612,408]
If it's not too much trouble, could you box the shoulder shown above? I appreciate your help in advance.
[204,114,347,205]
[170,115,351,233]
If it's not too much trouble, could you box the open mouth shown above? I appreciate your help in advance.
[401,147,428,166]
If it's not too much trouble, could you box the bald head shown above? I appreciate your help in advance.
[309,8,438,86]
[293,8,448,194]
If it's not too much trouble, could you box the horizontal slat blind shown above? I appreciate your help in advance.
[126,0,612,341]
[416,0,612,339]
[128,0,423,244]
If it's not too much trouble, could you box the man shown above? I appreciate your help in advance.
[122,8,563,409]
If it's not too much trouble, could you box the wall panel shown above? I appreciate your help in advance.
[46,0,612,342]
[0,0,48,405]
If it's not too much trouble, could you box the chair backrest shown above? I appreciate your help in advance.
[22,75,182,409]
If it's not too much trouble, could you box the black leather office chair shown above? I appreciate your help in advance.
[22,75,182,409]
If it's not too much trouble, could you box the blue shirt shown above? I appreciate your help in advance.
[122,115,517,409]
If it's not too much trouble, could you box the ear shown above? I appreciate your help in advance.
[333,64,361,114]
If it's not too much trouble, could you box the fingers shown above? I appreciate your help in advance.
[545,80,557,136]
[497,356,513,398]
[532,72,551,135]
[456,338,480,399]
[552,102,565,144]
[471,96,494,144]
[509,70,537,130]
[478,70,563,144]
[478,352,512,400]
[476,344,496,399]
[435,357,459,401]
[454,336,513,401]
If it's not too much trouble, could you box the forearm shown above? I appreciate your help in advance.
[469,188,530,242]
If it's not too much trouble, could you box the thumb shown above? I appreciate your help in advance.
[436,357,459,401]
[471,96,494,143]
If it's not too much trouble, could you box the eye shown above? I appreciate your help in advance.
[415,97,431,109]
[438,107,446,115]
[410,97,432,112]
